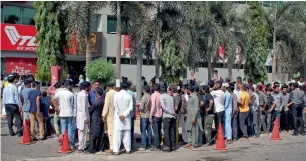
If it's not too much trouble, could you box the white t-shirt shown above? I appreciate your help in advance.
[54,88,74,117]
[211,89,225,113]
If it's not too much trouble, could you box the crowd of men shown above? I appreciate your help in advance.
[1,72,306,155]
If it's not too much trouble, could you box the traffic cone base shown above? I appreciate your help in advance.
[270,117,281,140]
[214,123,228,151]
[58,129,72,154]
[19,119,33,145]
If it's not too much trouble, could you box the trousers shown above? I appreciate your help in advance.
[187,122,199,147]
[113,130,131,153]
[232,111,239,139]
[204,114,214,144]
[261,110,272,133]
[152,116,162,149]
[224,109,232,139]
[78,124,89,150]
[292,103,305,133]
[163,117,175,148]
[251,109,260,136]
[5,104,22,136]
[239,112,249,137]
[30,111,44,138]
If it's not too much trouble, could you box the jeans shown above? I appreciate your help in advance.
[5,104,22,136]
[272,110,281,131]
[239,112,249,138]
[60,117,74,148]
[224,109,232,139]
[152,116,162,149]
[130,116,135,149]
[283,111,290,131]
[232,111,239,139]
[140,117,152,149]
[261,110,272,133]
[198,116,203,145]
[251,109,260,136]
[163,117,175,148]
[71,117,77,148]
[292,103,304,134]
[216,111,225,124]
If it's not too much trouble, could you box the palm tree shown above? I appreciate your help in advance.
[65,1,107,81]
[111,2,153,101]
[265,2,306,81]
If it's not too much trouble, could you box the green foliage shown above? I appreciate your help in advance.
[244,1,268,83]
[86,59,115,84]
[34,1,67,82]
[161,39,186,82]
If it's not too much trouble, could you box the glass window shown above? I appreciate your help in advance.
[131,58,137,65]
[107,57,116,64]
[237,1,247,4]
[121,58,130,64]
[107,16,117,33]
[22,8,35,25]
[3,6,21,24]
[91,15,99,32]
[262,1,271,7]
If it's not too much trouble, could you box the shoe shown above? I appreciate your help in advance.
[114,152,120,155]
[186,146,195,149]
[105,149,113,154]
[184,144,192,148]
[226,140,233,144]
[150,148,161,151]
[233,138,239,142]
[9,133,16,136]
[125,150,130,154]
[78,149,84,153]
[162,147,171,152]
[239,137,248,141]
[254,134,260,138]
[138,147,146,151]
[292,132,299,136]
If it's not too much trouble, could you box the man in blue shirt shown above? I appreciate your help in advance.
[2,75,23,136]
[222,83,232,144]
[88,81,100,106]
[28,81,44,140]
[21,80,33,121]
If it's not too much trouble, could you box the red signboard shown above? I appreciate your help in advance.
[1,23,38,52]
[5,57,37,76]
[1,23,102,54]
[122,35,132,57]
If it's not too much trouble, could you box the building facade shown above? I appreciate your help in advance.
[0,1,273,84]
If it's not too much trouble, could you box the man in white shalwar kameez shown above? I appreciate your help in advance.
[113,82,134,155]
[76,82,90,152]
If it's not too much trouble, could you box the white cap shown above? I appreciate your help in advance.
[222,83,229,87]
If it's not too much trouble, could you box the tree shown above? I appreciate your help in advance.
[265,2,306,80]
[65,2,107,81]
[34,1,68,82]
[87,58,115,85]
[244,1,268,83]
[111,2,152,101]
[161,39,186,84]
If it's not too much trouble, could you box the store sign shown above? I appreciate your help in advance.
[121,35,132,57]
[1,24,38,52]
[5,57,37,76]
[1,23,102,54]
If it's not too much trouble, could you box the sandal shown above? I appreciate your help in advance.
[162,147,171,152]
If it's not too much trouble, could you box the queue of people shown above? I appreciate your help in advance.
[2,73,306,155]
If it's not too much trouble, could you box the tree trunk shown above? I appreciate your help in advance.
[85,13,92,81]
[227,53,234,81]
[155,2,161,83]
[272,10,277,82]
[115,2,121,91]
[136,43,143,101]
[207,36,212,81]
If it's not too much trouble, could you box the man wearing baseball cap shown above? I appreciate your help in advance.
[222,83,233,144]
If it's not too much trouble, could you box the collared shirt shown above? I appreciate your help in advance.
[2,83,21,107]
[272,92,283,111]
[281,93,290,111]
[290,88,306,105]
[257,91,268,106]
[150,91,162,118]
[54,88,74,117]
[88,90,96,106]
[139,93,151,118]
[160,93,175,119]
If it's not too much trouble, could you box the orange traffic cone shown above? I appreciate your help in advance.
[19,119,33,145]
[270,117,281,140]
[58,129,72,154]
[214,123,227,150]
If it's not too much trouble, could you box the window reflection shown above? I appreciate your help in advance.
[3,6,21,24]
